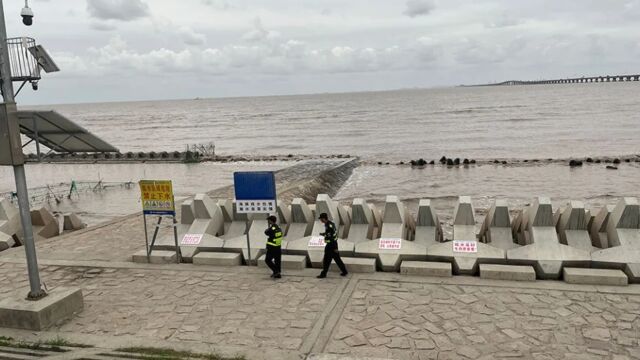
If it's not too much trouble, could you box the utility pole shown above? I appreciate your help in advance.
[0,0,46,300]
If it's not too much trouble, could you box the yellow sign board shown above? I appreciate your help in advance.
[139,180,175,215]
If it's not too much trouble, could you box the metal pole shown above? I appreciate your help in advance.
[0,0,45,299]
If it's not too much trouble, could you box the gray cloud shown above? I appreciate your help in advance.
[404,0,435,17]
[86,0,149,21]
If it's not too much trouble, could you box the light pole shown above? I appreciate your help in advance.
[0,0,46,300]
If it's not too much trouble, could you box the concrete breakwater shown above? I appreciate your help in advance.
[23,151,353,164]
[146,193,640,284]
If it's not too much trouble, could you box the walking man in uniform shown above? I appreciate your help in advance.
[264,215,283,279]
[317,213,348,278]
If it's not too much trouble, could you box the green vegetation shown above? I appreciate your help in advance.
[0,336,91,352]
[115,347,246,360]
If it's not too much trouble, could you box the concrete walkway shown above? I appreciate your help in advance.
[0,256,638,360]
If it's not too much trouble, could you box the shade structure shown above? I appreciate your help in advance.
[17,110,118,153]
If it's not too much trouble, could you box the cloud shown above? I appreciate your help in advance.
[178,26,206,46]
[404,0,435,18]
[86,0,149,21]
[90,21,116,31]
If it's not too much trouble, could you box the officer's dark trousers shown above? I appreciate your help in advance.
[321,241,347,275]
[265,246,281,274]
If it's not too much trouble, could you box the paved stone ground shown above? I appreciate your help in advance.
[326,279,640,359]
[1,257,639,359]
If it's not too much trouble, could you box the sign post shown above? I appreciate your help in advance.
[139,180,181,263]
[233,171,277,266]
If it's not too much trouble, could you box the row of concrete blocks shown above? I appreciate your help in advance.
[0,199,86,252]
[135,251,630,286]
[148,194,640,282]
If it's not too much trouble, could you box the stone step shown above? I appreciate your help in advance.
[400,261,452,277]
[131,250,177,264]
[329,257,376,273]
[563,267,628,286]
[0,345,61,358]
[257,254,307,270]
[192,252,242,266]
[479,264,536,282]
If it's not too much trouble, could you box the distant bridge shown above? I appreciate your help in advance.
[478,74,640,86]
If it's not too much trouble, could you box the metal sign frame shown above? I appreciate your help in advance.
[139,180,181,263]
[233,171,277,265]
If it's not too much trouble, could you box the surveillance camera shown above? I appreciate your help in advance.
[21,6,34,26]
[31,81,38,91]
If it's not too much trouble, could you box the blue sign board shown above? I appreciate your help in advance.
[233,171,277,213]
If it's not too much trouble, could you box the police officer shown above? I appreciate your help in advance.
[317,213,348,278]
[264,215,283,279]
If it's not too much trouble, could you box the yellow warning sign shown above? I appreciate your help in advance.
[139,180,175,215]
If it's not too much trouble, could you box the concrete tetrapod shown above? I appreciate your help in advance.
[286,194,354,267]
[179,194,225,262]
[346,198,377,244]
[218,200,248,240]
[427,196,505,275]
[479,200,519,250]
[507,197,591,279]
[557,201,596,252]
[591,197,640,282]
[223,216,268,265]
[355,196,423,272]
[284,198,313,242]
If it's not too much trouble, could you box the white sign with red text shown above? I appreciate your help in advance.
[181,233,203,246]
[452,240,478,253]
[308,236,326,247]
[378,238,402,250]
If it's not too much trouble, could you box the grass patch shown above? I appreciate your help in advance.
[0,336,91,352]
[116,347,246,360]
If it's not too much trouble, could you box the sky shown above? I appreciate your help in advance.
[4,0,640,105]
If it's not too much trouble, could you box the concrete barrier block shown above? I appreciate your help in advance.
[480,264,536,281]
[528,197,554,228]
[590,205,613,248]
[132,250,177,264]
[606,197,639,246]
[181,199,195,225]
[507,198,592,279]
[480,200,517,250]
[63,213,86,231]
[563,267,628,286]
[591,198,640,283]
[0,232,15,251]
[453,196,475,226]
[193,252,242,266]
[193,194,219,219]
[355,196,424,271]
[400,261,452,277]
[329,257,376,273]
[415,200,442,245]
[224,218,275,264]
[347,198,375,244]
[427,197,506,275]
[0,199,20,238]
[30,208,59,239]
[286,198,313,241]
[257,254,307,270]
[557,201,594,252]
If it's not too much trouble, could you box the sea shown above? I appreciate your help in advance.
[1,83,639,225]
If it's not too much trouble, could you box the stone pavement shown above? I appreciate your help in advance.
[0,256,639,360]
